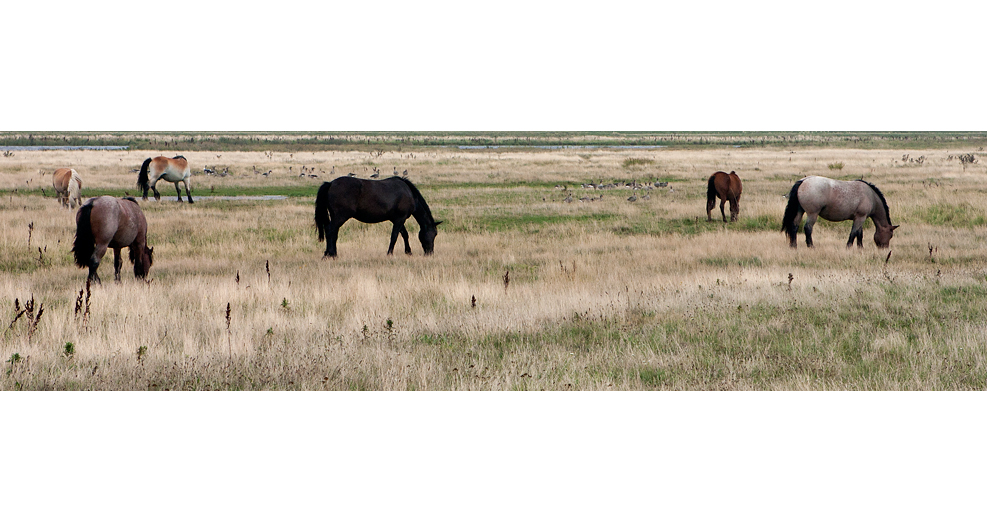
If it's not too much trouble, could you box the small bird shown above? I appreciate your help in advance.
[402,169,408,177]
[347,172,356,177]
[564,194,573,203]
[370,171,380,179]
[627,195,637,202]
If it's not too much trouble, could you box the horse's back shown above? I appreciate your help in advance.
[53,168,72,190]
[151,155,190,180]
[712,171,742,198]
[326,176,415,222]
[89,196,144,247]
[728,172,742,195]
[797,176,873,219]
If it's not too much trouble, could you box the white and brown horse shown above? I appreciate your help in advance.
[53,168,83,209]
[73,196,154,283]
[782,176,898,249]
[137,155,193,203]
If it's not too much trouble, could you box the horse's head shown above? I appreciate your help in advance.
[874,225,899,248]
[419,221,442,255]
[135,246,154,278]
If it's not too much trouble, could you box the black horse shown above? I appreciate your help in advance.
[315,176,442,258]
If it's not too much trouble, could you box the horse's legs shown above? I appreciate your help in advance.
[113,248,123,282]
[387,221,402,255]
[175,182,183,202]
[88,243,108,284]
[151,179,162,201]
[323,218,347,258]
[788,209,804,248]
[804,213,819,248]
[719,199,727,222]
[729,196,740,222]
[399,224,412,255]
[183,179,194,204]
[847,217,866,248]
[706,195,716,221]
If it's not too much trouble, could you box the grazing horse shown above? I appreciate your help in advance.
[73,196,154,283]
[314,176,442,258]
[782,175,899,249]
[137,155,193,203]
[53,168,83,209]
[706,170,743,222]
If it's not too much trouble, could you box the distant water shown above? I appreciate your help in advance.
[456,145,666,150]
[0,145,129,151]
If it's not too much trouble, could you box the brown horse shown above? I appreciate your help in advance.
[706,170,743,222]
[137,155,193,203]
[73,196,154,283]
[53,168,83,209]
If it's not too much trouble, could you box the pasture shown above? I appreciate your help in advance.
[1,144,986,390]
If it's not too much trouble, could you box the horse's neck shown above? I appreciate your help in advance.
[868,191,891,228]
[411,206,431,228]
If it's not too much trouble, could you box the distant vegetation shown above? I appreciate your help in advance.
[3,131,987,152]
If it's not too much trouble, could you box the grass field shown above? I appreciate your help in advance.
[1,144,986,390]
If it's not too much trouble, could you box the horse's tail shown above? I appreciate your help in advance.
[68,170,82,207]
[706,174,718,206]
[72,201,96,268]
[137,158,152,194]
[314,181,332,242]
[782,179,805,242]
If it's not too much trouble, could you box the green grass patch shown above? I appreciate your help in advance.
[921,203,987,228]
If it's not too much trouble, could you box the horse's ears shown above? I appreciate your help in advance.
[891,225,900,231]
[434,220,444,226]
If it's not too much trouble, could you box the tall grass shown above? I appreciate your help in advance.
[1,146,985,389]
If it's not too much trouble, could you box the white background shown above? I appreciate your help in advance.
[2,2,986,518]
[3,1,985,130]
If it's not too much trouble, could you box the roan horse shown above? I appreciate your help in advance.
[137,155,194,203]
[782,175,898,249]
[314,176,442,258]
[706,170,743,222]
[73,196,154,283]
[53,168,83,209]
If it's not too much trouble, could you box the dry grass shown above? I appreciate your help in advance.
[1,146,986,390]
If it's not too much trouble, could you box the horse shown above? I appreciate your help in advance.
[706,170,743,222]
[314,176,442,258]
[73,196,154,283]
[52,168,83,209]
[137,155,193,203]
[782,176,899,249]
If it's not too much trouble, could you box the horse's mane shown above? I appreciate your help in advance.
[856,180,892,225]
[122,196,138,203]
[393,176,436,226]
[172,155,186,161]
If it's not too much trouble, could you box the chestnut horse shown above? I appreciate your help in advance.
[782,176,898,249]
[706,170,743,222]
[315,176,442,258]
[137,155,193,203]
[53,168,83,209]
[73,196,154,283]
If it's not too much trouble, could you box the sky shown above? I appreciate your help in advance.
[3,1,985,131]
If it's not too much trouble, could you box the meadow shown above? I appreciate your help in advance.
[1,143,986,390]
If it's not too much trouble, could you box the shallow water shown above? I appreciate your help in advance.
[0,145,130,151]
